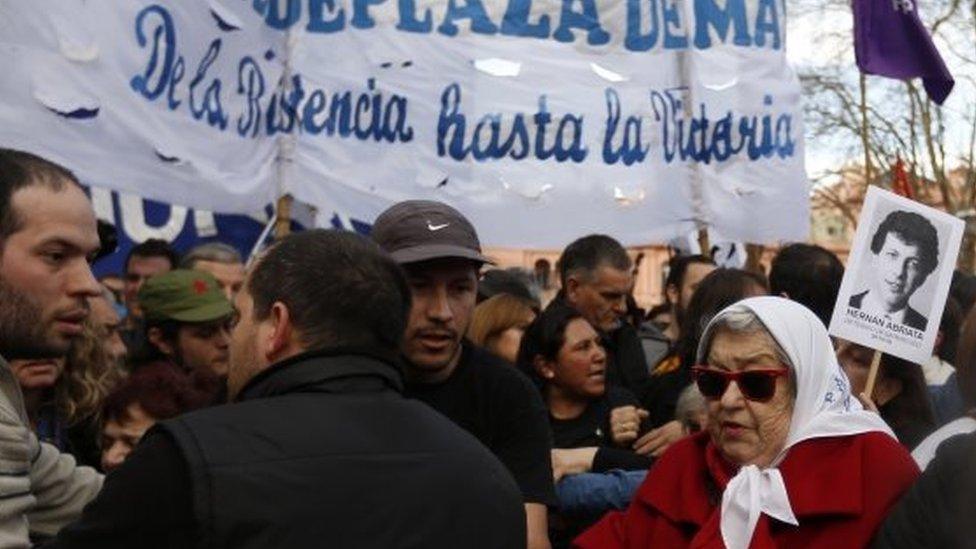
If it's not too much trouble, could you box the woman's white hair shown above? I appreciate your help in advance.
[697,303,794,370]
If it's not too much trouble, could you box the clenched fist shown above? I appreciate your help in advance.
[609,405,649,446]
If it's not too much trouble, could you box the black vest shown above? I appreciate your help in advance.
[161,350,525,549]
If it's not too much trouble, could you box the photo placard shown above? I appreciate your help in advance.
[829,186,965,364]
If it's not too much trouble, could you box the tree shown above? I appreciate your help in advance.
[796,0,976,270]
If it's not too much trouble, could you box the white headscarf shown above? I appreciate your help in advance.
[695,296,895,549]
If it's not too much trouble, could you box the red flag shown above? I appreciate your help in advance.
[891,156,914,199]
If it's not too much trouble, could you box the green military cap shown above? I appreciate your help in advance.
[138,269,234,324]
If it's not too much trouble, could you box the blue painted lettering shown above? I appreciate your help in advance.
[500,0,551,38]
[131,6,176,100]
[188,39,228,130]
[307,0,345,33]
[603,89,649,165]
[352,0,386,29]
[754,0,781,49]
[625,0,659,52]
[437,0,499,36]
[650,87,795,164]
[396,0,433,33]
[661,0,688,49]
[553,0,611,45]
[694,0,751,48]
[437,84,587,163]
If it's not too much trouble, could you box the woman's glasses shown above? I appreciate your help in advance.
[691,366,789,403]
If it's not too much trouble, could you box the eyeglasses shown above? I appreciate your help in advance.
[691,366,789,403]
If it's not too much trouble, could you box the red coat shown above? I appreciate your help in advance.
[574,431,919,548]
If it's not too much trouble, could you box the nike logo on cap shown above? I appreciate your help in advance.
[427,221,450,231]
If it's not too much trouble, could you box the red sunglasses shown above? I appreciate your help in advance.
[692,366,789,403]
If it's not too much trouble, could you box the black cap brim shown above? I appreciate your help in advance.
[390,244,494,265]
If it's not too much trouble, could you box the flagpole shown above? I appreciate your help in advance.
[676,0,709,253]
[859,73,873,185]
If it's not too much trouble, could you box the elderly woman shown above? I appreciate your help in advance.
[575,297,919,548]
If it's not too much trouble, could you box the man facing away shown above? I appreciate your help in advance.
[371,200,556,549]
[850,210,940,331]
[0,149,103,546]
[46,229,525,549]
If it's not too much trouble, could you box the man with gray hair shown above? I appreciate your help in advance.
[180,242,245,300]
[552,235,651,405]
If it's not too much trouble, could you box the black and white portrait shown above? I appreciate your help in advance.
[830,186,965,365]
[848,209,940,331]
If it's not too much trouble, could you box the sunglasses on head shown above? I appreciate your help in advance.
[691,366,789,403]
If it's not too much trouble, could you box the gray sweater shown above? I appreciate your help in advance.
[0,355,102,547]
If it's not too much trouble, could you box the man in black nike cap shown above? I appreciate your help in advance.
[373,200,556,549]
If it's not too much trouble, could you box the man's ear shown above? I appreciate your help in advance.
[263,301,293,361]
[565,275,582,302]
[147,326,176,358]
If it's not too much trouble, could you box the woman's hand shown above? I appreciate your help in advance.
[633,420,684,457]
[551,447,599,482]
[610,406,649,446]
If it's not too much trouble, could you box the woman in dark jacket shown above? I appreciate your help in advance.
[518,303,652,476]
[518,303,652,546]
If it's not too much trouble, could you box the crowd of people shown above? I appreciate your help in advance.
[0,146,974,547]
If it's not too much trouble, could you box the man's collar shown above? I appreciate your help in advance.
[235,346,404,401]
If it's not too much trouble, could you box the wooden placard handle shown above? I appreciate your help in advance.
[863,350,883,402]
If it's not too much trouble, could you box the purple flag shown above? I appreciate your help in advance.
[853,0,954,104]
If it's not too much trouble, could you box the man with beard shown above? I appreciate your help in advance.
[0,149,104,545]
[47,229,524,548]
[850,210,940,331]
[133,270,234,403]
[372,200,556,549]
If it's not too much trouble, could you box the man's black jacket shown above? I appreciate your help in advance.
[47,349,525,549]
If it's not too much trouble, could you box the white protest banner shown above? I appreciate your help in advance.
[829,186,964,365]
[0,0,808,248]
